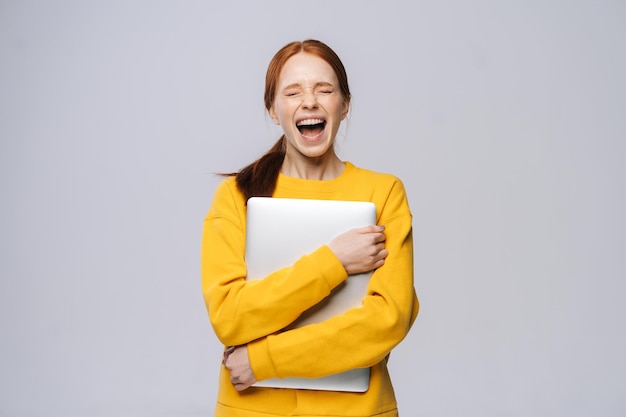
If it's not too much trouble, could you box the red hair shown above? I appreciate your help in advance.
[223,40,351,202]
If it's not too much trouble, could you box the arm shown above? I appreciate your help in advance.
[201,180,349,347]
[247,179,419,380]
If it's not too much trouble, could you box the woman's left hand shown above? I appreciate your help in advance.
[223,345,257,391]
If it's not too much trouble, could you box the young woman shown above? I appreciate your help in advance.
[201,39,419,417]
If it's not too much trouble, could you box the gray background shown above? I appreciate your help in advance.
[1,1,625,416]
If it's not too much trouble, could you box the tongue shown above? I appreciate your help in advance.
[300,124,324,137]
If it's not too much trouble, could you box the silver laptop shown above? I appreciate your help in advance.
[245,197,377,392]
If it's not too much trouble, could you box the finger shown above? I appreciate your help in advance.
[356,224,384,234]
[366,240,386,255]
[223,346,236,364]
[369,231,386,244]
[233,382,248,392]
[374,242,386,252]
[232,378,254,391]
[373,250,388,268]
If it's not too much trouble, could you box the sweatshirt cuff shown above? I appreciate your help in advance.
[248,337,277,381]
[309,244,348,291]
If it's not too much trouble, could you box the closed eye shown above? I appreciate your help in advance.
[282,86,302,97]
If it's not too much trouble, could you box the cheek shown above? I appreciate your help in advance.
[323,97,347,119]
[272,102,295,125]
[270,106,285,125]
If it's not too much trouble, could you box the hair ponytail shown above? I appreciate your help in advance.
[220,136,285,202]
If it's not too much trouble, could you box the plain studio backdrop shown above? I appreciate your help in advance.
[1,1,625,416]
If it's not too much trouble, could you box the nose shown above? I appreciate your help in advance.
[301,89,319,109]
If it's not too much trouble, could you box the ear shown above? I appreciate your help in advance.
[269,106,280,125]
[341,100,350,120]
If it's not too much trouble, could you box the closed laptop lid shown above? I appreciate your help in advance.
[245,197,376,392]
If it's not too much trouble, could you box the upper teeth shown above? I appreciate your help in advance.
[297,119,324,126]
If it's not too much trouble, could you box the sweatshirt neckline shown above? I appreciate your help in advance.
[276,161,356,194]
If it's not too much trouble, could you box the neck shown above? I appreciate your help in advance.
[281,151,345,180]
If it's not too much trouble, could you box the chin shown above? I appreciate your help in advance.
[297,139,334,158]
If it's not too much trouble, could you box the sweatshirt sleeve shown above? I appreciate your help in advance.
[201,179,349,347]
[247,178,419,381]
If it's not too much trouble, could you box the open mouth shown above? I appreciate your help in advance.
[296,118,326,138]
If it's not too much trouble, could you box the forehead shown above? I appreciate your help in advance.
[278,52,339,87]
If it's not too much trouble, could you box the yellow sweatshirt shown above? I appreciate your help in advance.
[201,162,419,417]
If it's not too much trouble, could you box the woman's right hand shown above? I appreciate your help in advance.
[328,225,388,275]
